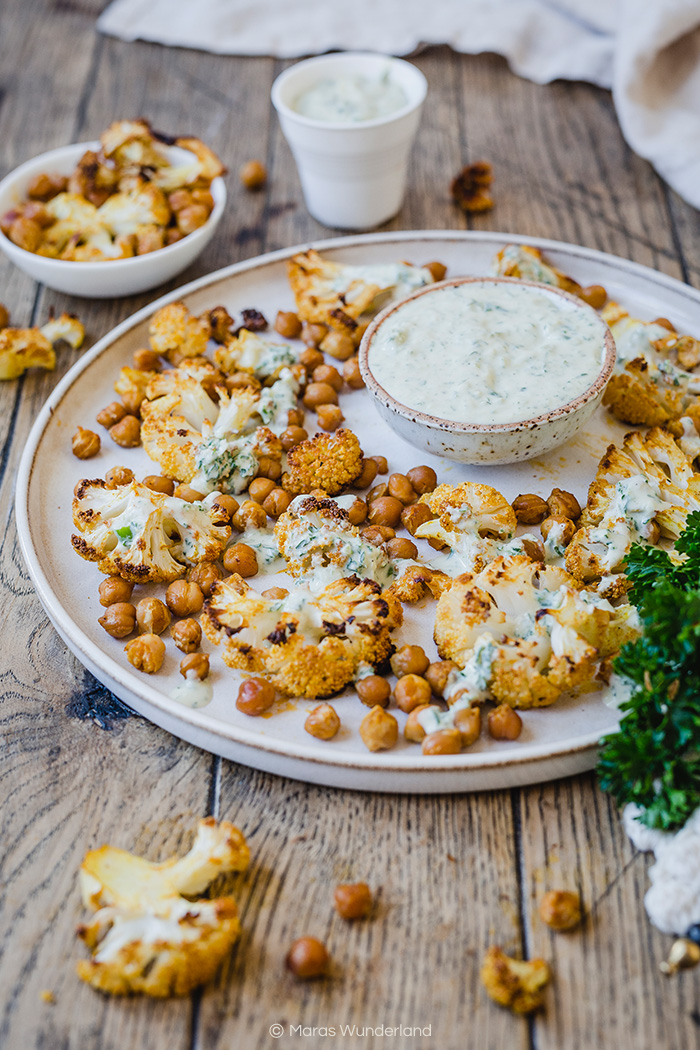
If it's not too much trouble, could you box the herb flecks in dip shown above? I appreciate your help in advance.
[293,72,408,124]
[368,281,607,425]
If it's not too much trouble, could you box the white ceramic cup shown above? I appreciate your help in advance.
[271,53,427,230]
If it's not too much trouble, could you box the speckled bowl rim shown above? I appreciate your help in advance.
[359,275,616,434]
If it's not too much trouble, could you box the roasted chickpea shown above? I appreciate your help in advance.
[133,348,161,371]
[303,381,338,409]
[143,474,175,496]
[406,465,437,495]
[425,261,447,282]
[9,216,41,252]
[356,675,391,708]
[27,172,67,201]
[547,488,581,520]
[304,702,340,740]
[72,427,100,459]
[261,586,289,599]
[223,543,259,577]
[104,465,134,489]
[211,494,239,520]
[0,211,19,237]
[404,704,434,743]
[394,674,432,713]
[168,188,194,212]
[96,401,127,429]
[539,889,582,931]
[521,537,546,563]
[165,228,184,246]
[249,477,276,503]
[171,618,202,653]
[346,497,367,525]
[368,496,404,528]
[422,728,462,755]
[316,404,344,431]
[281,425,308,451]
[275,310,302,338]
[208,305,234,342]
[0,302,9,329]
[191,187,214,212]
[301,323,327,349]
[652,316,675,333]
[136,226,165,254]
[453,706,481,747]
[165,580,204,618]
[232,500,267,531]
[124,633,165,674]
[353,458,378,491]
[401,503,435,536]
[176,203,209,235]
[299,347,325,374]
[579,285,607,310]
[361,525,395,545]
[136,597,171,635]
[180,653,210,680]
[98,577,134,608]
[386,537,418,560]
[391,645,430,678]
[239,159,267,189]
[425,660,457,698]
[368,455,389,475]
[320,328,354,361]
[236,676,275,715]
[262,487,292,518]
[334,882,372,920]
[23,201,51,227]
[540,515,576,545]
[226,371,261,393]
[488,703,523,741]
[109,415,141,448]
[287,407,305,427]
[188,561,222,597]
[359,705,398,751]
[312,363,343,391]
[512,492,548,524]
[286,937,329,979]
[343,355,365,389]
[173,483,206,503]
[255,456,282,481]
[388,473,417,504]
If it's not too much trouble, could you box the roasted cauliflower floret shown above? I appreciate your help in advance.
[0,312,85,380]
[282,429,364,496]
[481,946,551,1014]
[213,328,297,380]
[71,479,230,582]
[433,555,638,709]
[148,301,211,365]
[492,243,600,305]
[203,574,402,698]
[387,563,452,604]
[275,494,397,588]
[98,183,171,237]
[77,817,249,997]
[566,427,700,581]
[287,249,433,335]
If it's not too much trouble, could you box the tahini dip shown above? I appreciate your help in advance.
[293,71,408,123]
[367,280,607,425]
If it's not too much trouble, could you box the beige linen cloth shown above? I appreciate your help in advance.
[97,0,700,209]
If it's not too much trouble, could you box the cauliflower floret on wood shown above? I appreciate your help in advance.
[77,817,249,997]
[481,946,551,1014]
[213,328,297,380]
[0,312,85,380]
[203,574,402,698]
[71,479,230,582]
[282,429,364,496]
[433,555,638,709]
[148,301,211,365]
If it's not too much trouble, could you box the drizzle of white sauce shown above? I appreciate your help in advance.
[171,671,213,709]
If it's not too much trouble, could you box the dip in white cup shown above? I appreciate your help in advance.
[272,53,427,229]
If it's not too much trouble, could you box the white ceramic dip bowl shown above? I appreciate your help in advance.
[359,276,616,465]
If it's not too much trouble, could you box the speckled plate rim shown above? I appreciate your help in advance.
[15,229,700,792]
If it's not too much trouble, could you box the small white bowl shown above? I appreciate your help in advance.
[272,53,427,230]
[0,141,226,298]
[359,276,616,465]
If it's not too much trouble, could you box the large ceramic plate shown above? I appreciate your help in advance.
[16,231,700,792]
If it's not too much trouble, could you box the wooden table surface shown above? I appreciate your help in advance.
[3,2,700,1048]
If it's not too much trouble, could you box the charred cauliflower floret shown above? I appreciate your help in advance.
[432,555,639,710]
[282,429,364,496]
[566,427,700,581]
[0,312,85,380]
[387,563,452,604]
[275,494,397,588]
[492,243,600,305]
[481,946,551,1014]
[287,249,433,336]
[77,817,249,997]
[148,301,212,365]
[98,183,171,237]
[213,328,297,380]
[203,574,402,698]
[71,478,230,582]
